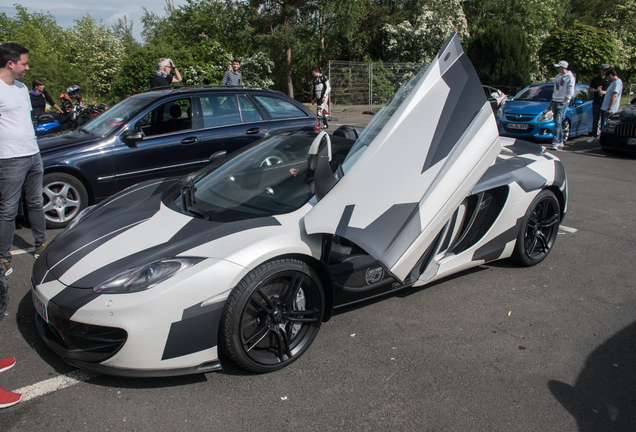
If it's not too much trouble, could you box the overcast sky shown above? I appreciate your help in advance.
[1,1,189,42]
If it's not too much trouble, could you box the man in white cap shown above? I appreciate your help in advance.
[543,60,575,150]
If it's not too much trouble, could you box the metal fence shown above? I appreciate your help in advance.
[328,61,423,113]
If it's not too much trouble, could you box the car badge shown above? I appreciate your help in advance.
[516,114,523,119]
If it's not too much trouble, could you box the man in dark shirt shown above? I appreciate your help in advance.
[587,63,610,142]
[150,58,182,89]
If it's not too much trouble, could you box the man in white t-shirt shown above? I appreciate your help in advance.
[543,60,575,150]
[600,68,623,130]
[0,43,47,278]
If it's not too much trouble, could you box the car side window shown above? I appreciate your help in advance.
[574,88,588,103]
[238,95,263,122]
[253,95,307,119]
[136,98,192,137]
[200,95,242,128]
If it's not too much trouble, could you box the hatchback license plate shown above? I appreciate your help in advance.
[508,123,528,130]
[628,138,635,145]
[32,287,48,323]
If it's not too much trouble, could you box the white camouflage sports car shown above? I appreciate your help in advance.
[32,34,567,376]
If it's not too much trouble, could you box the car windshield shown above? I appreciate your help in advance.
[341,62,429,174]
[514,85,553,102]
[175,133,320,221]
[81,95,154,137]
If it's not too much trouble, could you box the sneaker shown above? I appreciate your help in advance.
[322,124,329,129]
[0,357,16,373]
[0,387,22,408]
[0,259,11,277]
[555,143,564,151]
[586,137,597,143]
[34,241,49,259]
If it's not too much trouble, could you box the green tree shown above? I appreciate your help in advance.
[1,5,85,104]
[62,14,125,100]
[383,0,469,63]
[569,0,636,86]
[467,25,530,88]
[538,21,618,84]
[462,0,564,81]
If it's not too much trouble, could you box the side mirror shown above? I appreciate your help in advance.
[209,150,227,163]
[121,130,144,147]
[307,131,338,201]
[574,99,584,106]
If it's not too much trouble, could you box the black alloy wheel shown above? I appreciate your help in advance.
[220,259,324,373]
[512,189,561,266]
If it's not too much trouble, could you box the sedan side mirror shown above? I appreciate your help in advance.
[121,130,144,147]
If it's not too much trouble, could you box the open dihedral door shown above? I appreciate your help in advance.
[303,33,501,283]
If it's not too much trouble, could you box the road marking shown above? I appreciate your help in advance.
[560,226,578,233]
[12,370,99,402]
[10,248,33,256]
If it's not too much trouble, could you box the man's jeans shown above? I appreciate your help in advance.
[0,153,47,262]
[592,104,602,138]
[552,102,568,145]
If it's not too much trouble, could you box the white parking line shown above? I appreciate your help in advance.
[560,225,578,233]
[10,248,33,256]
[12,370,99,402]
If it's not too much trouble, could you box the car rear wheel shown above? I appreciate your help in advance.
[511,189,560,266]
[220,258,324,373]
[42,173,88,229]
[562,118,571,142]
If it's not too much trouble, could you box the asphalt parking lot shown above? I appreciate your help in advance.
[1,109,635,431]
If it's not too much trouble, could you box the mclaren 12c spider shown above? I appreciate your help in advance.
[32,34,567,376]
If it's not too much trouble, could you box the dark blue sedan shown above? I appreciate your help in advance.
[37,87,319,228]
[496,83,593,142]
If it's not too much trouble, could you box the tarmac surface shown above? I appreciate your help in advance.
[1,107,635,431]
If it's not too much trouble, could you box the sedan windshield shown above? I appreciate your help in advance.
[81,95,155,137]
[176,133,318,221]
[514,85,553,102]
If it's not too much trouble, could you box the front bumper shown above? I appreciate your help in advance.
[497,119,554,141]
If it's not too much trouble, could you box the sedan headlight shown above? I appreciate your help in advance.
[94,257,204,293]
[603,114,621,133]
[537,110,553,122]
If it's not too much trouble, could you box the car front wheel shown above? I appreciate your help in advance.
[42,172,88,229]
[220,258,324,373]
[511,189,561,266]
[562,118,571,142]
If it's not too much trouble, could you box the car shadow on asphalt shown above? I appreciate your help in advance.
[548,321,636,431]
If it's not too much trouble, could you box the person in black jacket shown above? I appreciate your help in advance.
[30,78,63,115]
[150,58,182,89]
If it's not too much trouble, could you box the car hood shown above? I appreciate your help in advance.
[502,100,548,115]
[37,130,105,154]
[619,104,636,123]
[33,179,281,289]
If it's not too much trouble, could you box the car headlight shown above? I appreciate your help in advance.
[496,107,504,119]
[603,113,621,133]
[537,110,553,122]
[94,257,205,294]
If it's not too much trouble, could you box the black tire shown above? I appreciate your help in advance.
[220,258,324,373]
[562,118,571,142]
[511,190,560,266]
[42,172,88,229]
